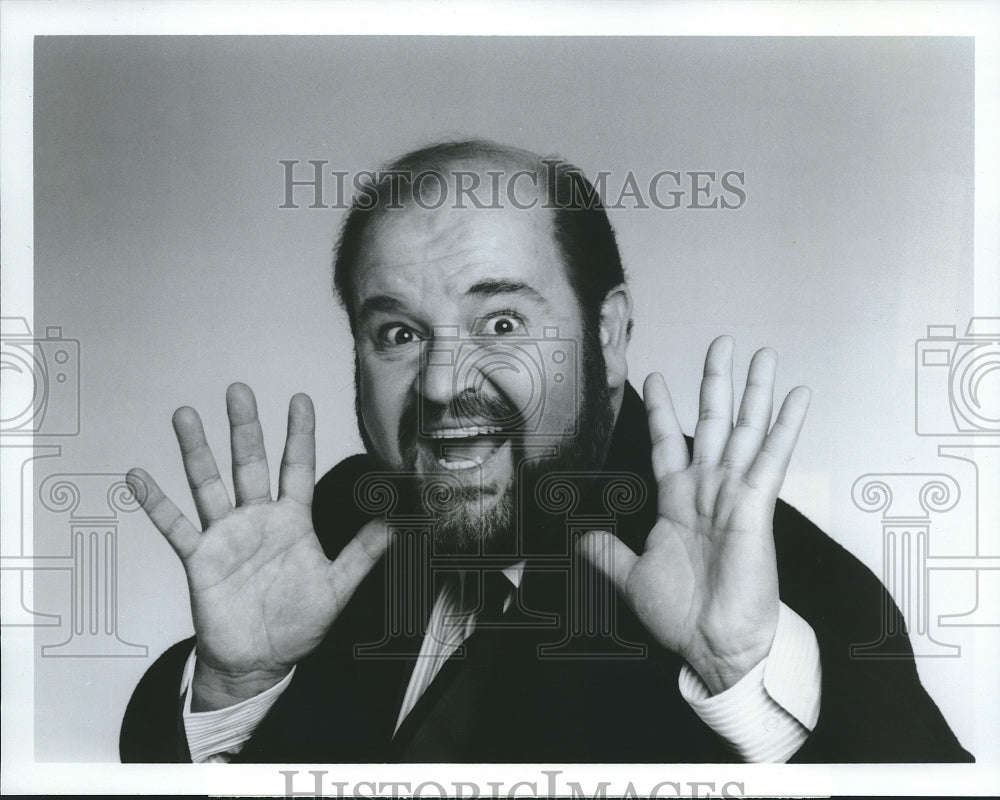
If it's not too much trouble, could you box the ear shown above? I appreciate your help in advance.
[599,283,632,395]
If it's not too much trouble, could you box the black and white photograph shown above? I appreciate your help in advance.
[2,1,998,796]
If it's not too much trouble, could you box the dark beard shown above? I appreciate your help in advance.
[354,323,615,557]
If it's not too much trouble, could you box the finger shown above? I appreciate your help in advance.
[721,347,777,472]
[126,467,201,559]
[577,530,639,595]
[692,335,735,466]
[745,385,811,496]
[328,517,392,604]
[278,393,316,506]
[227,383,271,506]
[173,406,234,527]
[643,372,688,479]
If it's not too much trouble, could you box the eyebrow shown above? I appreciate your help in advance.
[465,279,547,305]
[358,279,548,323]
[358,294,404,321]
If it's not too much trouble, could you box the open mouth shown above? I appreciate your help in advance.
[426,425,511,471]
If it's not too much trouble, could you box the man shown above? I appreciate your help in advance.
[121,139,972,763]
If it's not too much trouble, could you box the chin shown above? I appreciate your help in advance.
[428,486,515,556]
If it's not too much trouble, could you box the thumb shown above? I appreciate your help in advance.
[328,517,392,603]
[577,530,638,594]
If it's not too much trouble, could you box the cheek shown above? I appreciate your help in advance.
[358,359,413,461]
[489,357,579,432]
[537,342,583,428]
[542,372,579,430]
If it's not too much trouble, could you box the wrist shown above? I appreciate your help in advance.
[687,652,765,695]
[685,631,775,695]
[191,657,292,712]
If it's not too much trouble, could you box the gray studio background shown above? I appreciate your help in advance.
[32,36,975,761]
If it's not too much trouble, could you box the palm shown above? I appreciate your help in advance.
[627,470,778,669]
[185,501,340,673]
[582,338,809,693]
[128,385,388,683]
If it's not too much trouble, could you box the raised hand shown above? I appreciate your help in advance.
[581,336,811,694]
[126,384,389,710]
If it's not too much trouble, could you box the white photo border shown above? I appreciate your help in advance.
[2,0,998,795]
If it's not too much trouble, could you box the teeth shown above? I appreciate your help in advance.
[438,455,485,470]
[428,426,504,439]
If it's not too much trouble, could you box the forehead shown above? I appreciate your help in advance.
[353,201,570,305]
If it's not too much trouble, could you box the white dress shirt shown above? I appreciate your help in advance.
[180,564,821,763]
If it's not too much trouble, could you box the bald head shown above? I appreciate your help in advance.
[333,138,630,338]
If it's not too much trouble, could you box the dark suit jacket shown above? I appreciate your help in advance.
[121,383,973,763]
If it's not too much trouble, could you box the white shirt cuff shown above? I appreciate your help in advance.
[677,602,822,762]
[179,649,295,763]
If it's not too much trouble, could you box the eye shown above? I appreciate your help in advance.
[379,325,421,347]
[480,313,524,336]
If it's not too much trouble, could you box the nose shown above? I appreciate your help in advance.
[420,346,460,407]
[418,325,468,409]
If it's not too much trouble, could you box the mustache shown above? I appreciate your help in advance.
[398,388,523,458]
